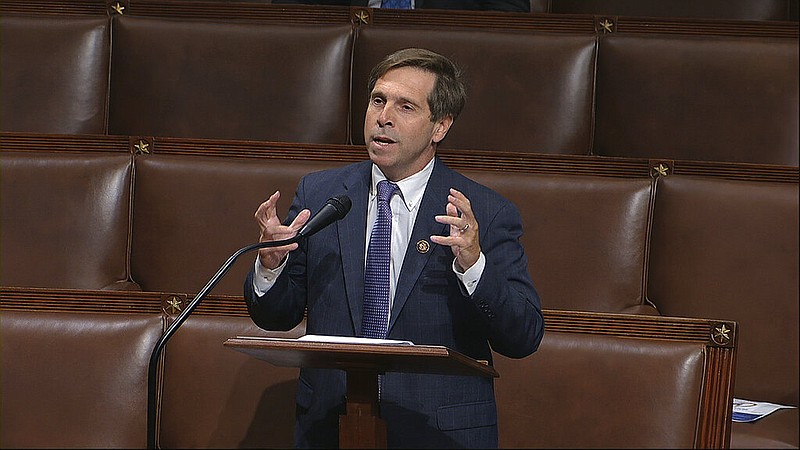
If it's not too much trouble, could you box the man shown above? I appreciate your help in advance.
[245,48,543,448]
[271,0,530,13]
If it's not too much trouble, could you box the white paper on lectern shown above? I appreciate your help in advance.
[297,334,414,346]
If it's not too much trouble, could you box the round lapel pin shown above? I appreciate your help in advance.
[416,239,430,254]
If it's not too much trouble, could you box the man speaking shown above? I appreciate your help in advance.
[245,47,544,448]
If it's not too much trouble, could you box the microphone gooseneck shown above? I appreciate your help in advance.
[146,195,351,449]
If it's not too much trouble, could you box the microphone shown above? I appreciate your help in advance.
[146,195,351,448]
[297,195,352,238]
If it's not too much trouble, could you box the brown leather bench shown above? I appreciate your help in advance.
[0,287,737,449]
[1,133,797,448]
[3,4,796,165]
[128,146,656,314]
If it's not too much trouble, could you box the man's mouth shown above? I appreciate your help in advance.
[372,135,397,145]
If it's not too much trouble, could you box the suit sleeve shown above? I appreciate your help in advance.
[469,200,544,358]
[244,179,310,332]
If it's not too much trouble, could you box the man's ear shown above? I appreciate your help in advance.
[432,116,454,144]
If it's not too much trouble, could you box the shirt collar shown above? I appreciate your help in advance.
[370,158,435,212]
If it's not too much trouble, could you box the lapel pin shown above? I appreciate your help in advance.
[416,239,430,254]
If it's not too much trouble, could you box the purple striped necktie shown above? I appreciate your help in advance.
[361,180,400,339]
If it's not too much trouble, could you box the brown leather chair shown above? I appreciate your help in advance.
[129,153,347,295]
[159,314,305,448]
[648,175,799,448]
[594,34,799,166]
[464,170,657,314]
[0,152,134,290]
[0,16,110,134]
[351,26,597,154]
[0,310,164,448]
[109,16,353,144]
[495,310,737,448]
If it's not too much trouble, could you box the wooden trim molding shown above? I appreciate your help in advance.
[4,132,795,183]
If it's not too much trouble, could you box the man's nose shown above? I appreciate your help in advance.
[377,106,394,127]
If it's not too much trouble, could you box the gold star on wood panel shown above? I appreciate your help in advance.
[599,19,614,33]
[354,10,369,24]
[112,2,125,14]
[134,140,150,154]
[712,323,731,345]
[166,296,183,314]
[652,163,669,177]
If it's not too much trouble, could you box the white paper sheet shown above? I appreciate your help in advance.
[732,398,796,423]
[297,334,414,346]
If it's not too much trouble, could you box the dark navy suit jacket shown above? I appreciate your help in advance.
[245,158,543,448]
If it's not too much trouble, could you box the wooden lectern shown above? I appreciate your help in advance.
[224,336,498,449]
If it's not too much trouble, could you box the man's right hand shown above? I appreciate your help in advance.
[254,190,311,270]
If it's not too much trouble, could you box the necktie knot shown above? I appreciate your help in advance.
[377,180,399,204]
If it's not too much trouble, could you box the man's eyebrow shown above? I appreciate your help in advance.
[370,88,424,109]
[397,95,423,108]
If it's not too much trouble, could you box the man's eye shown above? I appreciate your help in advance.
[372,97,384,105]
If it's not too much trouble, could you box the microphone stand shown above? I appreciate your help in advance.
[146,237,298,449]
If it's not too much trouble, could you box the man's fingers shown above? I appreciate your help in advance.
[288,209,312,232]
[255,191,281,227]
[448,188,474,220]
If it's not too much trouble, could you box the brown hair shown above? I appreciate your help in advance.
[367,48,466,123]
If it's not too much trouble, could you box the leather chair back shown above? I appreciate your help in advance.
[351,26,597,154]
[648,175,799,406]
[594,34,799,165]
[0,16,110,134]
[159,315,304,448]
[130,154,346,294]
[0,310,163,448]
[0,152,132,289]
[465,170,655,313]
[109,16,353,143]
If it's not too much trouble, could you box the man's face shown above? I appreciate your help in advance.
[364,66,453,181]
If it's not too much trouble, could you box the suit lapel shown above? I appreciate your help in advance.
[388,158,451,332]
[339,163,371,335]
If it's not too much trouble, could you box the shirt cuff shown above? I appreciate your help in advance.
[252,255,287,296]
[452,252,486,296]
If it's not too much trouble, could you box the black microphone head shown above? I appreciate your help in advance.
[296,195,352,238]
[328,195,352,219]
